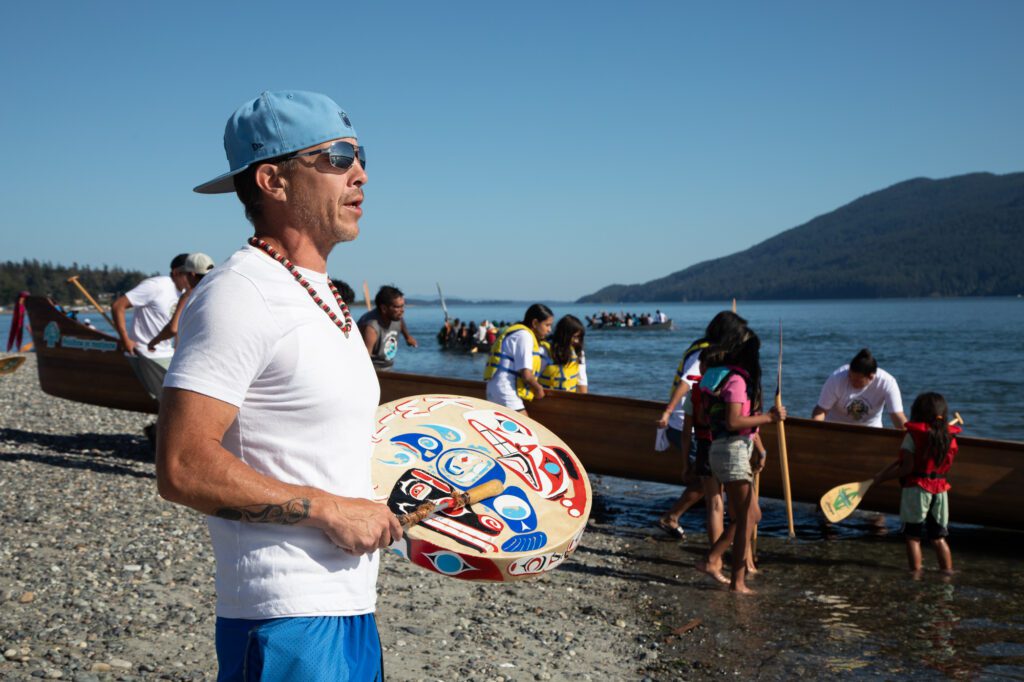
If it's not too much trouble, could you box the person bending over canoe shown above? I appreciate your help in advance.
[484,304,553,414]
[157,90,400,680]
[357,284,417,371]
[539,314,588,394]
[112,252,189,360]
[812,348,907,429]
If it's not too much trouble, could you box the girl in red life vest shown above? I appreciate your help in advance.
[874,392,959,575]
[696,326,786,594]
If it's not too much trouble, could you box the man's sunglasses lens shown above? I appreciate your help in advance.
[329,142,366,171]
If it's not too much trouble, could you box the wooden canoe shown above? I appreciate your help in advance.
[24,295,1024,529]
[377,374,1024,531]
[588,319,674,331]
[24,295,158,414]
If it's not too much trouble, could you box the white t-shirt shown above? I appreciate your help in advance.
[669,350,702,430]
[125,275,180,358]
[164,245,380,619]
[485,328,536,411]
[816,365,904,428]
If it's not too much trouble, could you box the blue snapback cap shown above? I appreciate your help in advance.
[194,90,357,194]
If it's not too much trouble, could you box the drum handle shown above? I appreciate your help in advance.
[398,480,505,529]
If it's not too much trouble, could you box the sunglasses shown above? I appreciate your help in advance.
[287,140,366,171]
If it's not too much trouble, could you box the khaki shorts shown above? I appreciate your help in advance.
[900,487,949,527]
[709,435,754,483]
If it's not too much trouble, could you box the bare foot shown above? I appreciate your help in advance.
[730,582,756,595]
[909,569,924,581]
[696,559,729,584]
[745,560,759,576]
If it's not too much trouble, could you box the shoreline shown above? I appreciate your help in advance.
[3,356,1023,680]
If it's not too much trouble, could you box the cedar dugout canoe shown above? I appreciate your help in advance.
[24,295,1024,530]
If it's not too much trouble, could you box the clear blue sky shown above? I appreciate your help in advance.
[3,1,1022,300]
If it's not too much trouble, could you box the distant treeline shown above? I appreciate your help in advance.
[1,260,153,306]
[579,172,1024,303]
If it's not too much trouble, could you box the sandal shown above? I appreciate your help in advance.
[658,518,686,539]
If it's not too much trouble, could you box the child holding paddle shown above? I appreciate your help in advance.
[696,323,786,594]
[874,392,959,575]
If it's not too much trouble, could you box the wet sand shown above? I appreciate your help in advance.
[2,355,1024,680]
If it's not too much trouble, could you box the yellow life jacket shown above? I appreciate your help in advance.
[483,324,541,400]
[669,339,710,398]
[538,341,581,392]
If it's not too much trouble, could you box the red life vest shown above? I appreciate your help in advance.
[899,421,960,494]
[689,374,712,442]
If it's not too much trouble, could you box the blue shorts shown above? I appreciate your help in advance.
[216,614,382,681]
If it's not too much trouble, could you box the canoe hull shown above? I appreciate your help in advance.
[379,370,1024,531]
[24,296,158,414]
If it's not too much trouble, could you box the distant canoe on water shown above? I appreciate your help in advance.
[588,319,674,331]
[23,295,1024,531]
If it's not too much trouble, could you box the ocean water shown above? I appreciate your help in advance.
[4,297,1023,536]
[395,297,1024,442]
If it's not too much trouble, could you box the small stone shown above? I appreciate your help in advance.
[90,663,112,673]
[108,657,132,669]
[20,591,36,603]
[616,619,627,628]
[4,649,17,658]
[122,565,142,572]
[46,670,63,679]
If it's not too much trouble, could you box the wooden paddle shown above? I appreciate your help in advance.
[362,281,372,311]
[398,479,504,529]
[66,275,115,328]
[436,282,450,322]
[819,413,964,523]
[776,321,796,537]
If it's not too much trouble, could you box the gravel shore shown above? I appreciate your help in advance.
[5,354,1022,681]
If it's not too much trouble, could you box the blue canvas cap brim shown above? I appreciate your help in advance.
[194,90,357,195]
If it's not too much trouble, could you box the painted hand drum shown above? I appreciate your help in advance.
[371,395,591,581]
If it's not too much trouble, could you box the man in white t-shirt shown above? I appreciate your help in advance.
[812,348,907,429]
[157,91,399,681]
[111,253,189,359]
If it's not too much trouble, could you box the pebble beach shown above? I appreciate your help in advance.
[3,354,1024,681]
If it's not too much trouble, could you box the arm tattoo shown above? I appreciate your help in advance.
[216,498,311,524]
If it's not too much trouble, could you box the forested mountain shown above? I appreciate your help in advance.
[0,260,153,306]
[578,172,1024,303]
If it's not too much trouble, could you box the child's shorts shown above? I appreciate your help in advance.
[709,435,754,484]
[900,487,949,541]
[693,439,713,479]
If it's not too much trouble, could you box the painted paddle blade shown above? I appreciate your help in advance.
[0,355,26,375]
[819,479,873,523]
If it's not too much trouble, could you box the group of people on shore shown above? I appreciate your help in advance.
[586,309,668,328]
[652,318,956,590]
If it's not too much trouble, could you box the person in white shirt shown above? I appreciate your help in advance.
[157,90,399,681]
[812,348,908,429]
[111,253,189,359]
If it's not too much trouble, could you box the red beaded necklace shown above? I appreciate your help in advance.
[248,236,353,338]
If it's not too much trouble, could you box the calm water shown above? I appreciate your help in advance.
[4,297,1024,536]
[394,297,1024,442]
